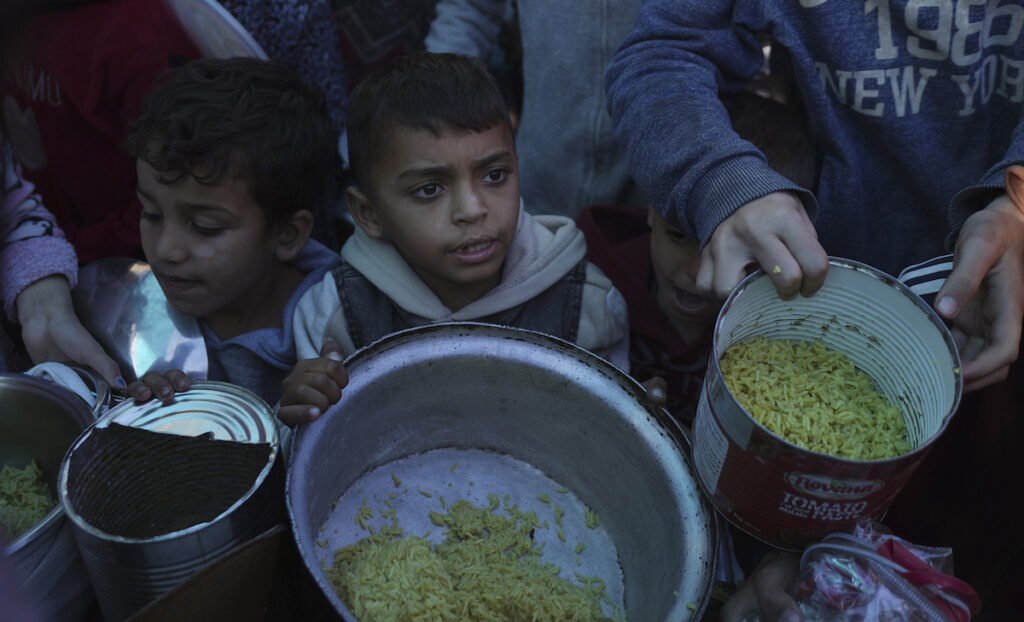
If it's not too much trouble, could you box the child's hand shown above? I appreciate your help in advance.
[279,341,348,426]
[721,550,802,622]
[698,191,829,301]
[16,274,126,389]
[128,369,192,403]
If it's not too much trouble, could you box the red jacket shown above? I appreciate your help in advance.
[2,0,200,263]
[576,204,713,427]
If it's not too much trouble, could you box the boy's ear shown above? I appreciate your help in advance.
[346,186,385,239]
[1005,166,1024,211]
[274,208,314,262]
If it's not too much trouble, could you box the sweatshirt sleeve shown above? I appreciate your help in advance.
[1,140,78,320]
[604,0,815,246]
[949,112,1024,234]
[424,0,507,60]
[576,263,630,373]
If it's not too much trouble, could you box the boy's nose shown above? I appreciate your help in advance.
[452,187,487,223]
[153,230,189,264]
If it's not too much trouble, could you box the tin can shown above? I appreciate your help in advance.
[692,258,962,550]
[57,381,282,621]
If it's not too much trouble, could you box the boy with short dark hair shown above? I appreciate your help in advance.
[123,57,341,406]
[279,52,628,424]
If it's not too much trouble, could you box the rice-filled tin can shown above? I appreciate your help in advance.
[692,258,962,550]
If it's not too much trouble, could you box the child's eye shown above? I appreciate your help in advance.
[413,183,442,199]
[666,229,693,245]
[140,211,162,224]
[483,168,508,184]
[191,222,225,237]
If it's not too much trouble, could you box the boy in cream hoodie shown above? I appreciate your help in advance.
[279,52,628,424]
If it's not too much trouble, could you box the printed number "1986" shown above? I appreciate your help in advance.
[865,0,1023,66]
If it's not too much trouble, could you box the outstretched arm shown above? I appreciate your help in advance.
[605,1,820,298]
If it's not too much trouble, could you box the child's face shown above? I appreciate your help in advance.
[647,208,721,340]
[350,123,520,310]
[136,160,288,322]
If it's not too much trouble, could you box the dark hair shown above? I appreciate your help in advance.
[125,57,334,228]
[345,51,511,190]
[721,90,821,191]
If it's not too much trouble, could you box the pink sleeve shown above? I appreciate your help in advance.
[2,138,78,319]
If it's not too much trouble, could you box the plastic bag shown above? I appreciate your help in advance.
[792,520,980,622]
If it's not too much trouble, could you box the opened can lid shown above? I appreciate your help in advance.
[96,381,278,446]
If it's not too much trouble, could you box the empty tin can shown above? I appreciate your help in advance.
[58,381,282,621]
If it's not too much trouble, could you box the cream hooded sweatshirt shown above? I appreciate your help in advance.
[293,209,629,370]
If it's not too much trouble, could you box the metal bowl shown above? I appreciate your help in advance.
[0,373,97,621]
[287,323,718,621]
[72,257,206,383]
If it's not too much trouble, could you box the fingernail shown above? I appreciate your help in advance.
[651,386,666,401]
[936,296,957,317]
[327,351,343,362]
[309,407,321,418]
[114,377,127,390]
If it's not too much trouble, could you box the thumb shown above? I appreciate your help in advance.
[320,340,345,362]
[935,248,989,319]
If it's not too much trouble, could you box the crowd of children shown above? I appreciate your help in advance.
[2,1,1023,620]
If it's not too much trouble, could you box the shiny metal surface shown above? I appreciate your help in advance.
[57,382,281,621]
[94,381,277,443]
[71,257,206,383]
[288,323,718,622]
[0,373,96,621]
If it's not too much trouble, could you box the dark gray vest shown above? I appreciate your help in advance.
[333,260,587,350]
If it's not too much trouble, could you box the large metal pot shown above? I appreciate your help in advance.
[0,373,98,621]
[287,323,718,621]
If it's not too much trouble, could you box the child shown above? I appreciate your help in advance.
[122,57,341,407]
[576,90,820,427]
[278,51,629,425]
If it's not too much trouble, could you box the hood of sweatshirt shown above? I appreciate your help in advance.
[341,205,587,321]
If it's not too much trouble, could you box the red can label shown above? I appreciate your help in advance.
[693,382,924,550]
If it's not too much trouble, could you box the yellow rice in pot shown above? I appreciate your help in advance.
[720,337,911,460]
[0,460,56,540]
[325,496,616,622]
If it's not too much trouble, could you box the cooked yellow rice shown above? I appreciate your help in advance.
[325,497,614,622]
[0,460,56,540]
[720,337,911,460]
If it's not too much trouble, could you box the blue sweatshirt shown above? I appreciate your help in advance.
[606,0,1024,277]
